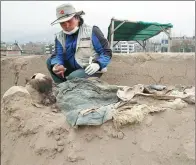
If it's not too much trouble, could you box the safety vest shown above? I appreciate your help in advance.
[55,23,100,69]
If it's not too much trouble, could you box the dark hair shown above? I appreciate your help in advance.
[74,15,84,26]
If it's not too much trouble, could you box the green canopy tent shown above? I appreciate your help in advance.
[107,18,173,52]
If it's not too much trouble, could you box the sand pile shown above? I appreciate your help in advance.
[1,53,195,165]
[1,53,195,97]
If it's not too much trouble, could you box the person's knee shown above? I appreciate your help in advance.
[66,69,87,80]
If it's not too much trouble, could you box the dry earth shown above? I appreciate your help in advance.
[1,53,195,165]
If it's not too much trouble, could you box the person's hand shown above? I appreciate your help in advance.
[52,64,66,78]
[85,63,100,75]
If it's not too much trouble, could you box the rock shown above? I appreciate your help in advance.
[52,108,59,113]
[2,86,30,99]
[57,140,64,146]
[54,135,60,141]
[31,103,43,108]
[67,152,85,162]
[117,132,124,139]
[42,98,50,105]
[57,146,64,153]
[67,153,77,162]
[111,131,118,138]
[2,86,32,114]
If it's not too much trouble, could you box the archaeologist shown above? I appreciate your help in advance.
[46,3,112,83]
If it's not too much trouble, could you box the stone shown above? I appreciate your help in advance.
[57,140,64,146]
[55,135,60,141]
[117,132,124,139]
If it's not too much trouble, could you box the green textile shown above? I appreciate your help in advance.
[54,78,119,126]
[107,20,173,41]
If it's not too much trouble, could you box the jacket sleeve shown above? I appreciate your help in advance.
[50,37,64,66]
[91,26,112,69]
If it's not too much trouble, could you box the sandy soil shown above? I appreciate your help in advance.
[1,53,195,97]
[1,53,195,165]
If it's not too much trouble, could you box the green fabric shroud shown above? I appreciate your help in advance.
[54,78,119,126]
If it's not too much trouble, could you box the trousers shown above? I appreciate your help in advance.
[46,57,103,83]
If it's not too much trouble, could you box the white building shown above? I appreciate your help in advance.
[113,41,135,53]
[45,45,50,54]
[51,45,55,54]
[45,44,55,55]
[1,41,23,56]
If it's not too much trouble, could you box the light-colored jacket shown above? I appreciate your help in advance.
[55,23,100,68]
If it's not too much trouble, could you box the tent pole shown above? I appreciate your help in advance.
[110,20,126,35]
[110,18,114,51]
[136,40,146,52]
[159,26,170,36]
[168,28,171,52]
[159,26,172,40]
[113,41,120,47]
[143,41,146,52]
[136,40,143,47]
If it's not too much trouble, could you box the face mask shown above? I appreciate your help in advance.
[63,26,79,35]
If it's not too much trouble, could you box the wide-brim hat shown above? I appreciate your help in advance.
[51,3,85,26]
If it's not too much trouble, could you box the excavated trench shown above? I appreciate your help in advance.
[1,53,195,165]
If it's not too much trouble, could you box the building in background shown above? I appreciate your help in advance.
[160,36,195,52]
[170,36,195,52]
[45,44,51,54]
[1,41,55,56]
[113,40,161,53]
[112,35,195,53]
[113,41,135,53]
[147,41,162,52]
[161,39,168,52]
[21,42,45,55]
[45,44,55,55]
[1,41,23,56]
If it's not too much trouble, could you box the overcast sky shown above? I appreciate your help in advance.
[1,1,195,43]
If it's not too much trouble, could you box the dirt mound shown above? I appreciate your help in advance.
[1,53,195,165]
[1,53,195,97]
[102,53,195,86]
[1,55,50,98]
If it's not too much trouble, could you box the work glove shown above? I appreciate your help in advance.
[85,63,100,75]
[52,64,66,78]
